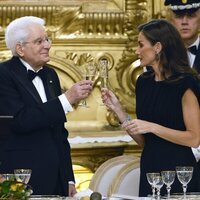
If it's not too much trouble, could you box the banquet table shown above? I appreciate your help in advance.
[27,194,200,200]
[28,197,200,200]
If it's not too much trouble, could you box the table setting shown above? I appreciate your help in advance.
[1,166,199,200]
[145,166,200,200]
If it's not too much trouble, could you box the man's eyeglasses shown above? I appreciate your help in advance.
[22,37,52,46]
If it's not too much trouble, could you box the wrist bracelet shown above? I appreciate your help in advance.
[120,115,132,125]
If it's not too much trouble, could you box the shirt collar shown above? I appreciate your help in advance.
[188,37,200,49]
[19,58,43,72]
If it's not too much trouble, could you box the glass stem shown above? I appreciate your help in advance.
[183,184,187,199]
[166,185,171,199]
[157,188,161,200]
[152,186,156,199]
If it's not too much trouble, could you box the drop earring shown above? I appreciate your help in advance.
[155,52,160,61]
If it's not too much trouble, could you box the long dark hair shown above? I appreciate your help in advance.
[138,19,198,80]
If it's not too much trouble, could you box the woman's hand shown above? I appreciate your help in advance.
[101,88,121,111]
[122,119,155,136]
[101,88,134,124]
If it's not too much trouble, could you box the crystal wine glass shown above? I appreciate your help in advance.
[154,175,164,200]
[146,172,160,199]
[14,169,32,184]
[1,173,16,181]
[176,166,193,199]
[161,170,176,199]
[78,61,97,108]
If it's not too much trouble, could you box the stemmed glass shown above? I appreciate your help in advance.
[78,61,97,108]
[161,170,176,199]
[154,176,164,200]
[1,174,15,181]
[99,58,108,89]
[99,58,108,106]
[176,166,193,199]
[146,172,160,199]
[14,169,32,184]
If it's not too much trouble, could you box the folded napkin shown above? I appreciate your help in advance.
[74,189,94,200]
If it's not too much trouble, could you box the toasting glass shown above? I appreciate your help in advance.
[78,61,97,108]
[99,58,108,89]
[98,58,109,106]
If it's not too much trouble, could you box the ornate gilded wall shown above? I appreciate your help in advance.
[0,0,166,172]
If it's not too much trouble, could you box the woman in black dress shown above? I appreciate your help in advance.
[101,19,200,197]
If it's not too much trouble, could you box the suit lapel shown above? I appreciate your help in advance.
[193,40,200,74]
[42,67,57,99]
[10,57,43,103]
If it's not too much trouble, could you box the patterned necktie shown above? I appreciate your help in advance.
[27,69,46,81]
[188,46,198,55]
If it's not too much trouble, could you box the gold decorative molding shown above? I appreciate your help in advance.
[71,139,141,173]
[0,0,165,172]
[0,0,165,127]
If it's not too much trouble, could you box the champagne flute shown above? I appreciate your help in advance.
[161,170,176,199]
[99,58,108,106]
[14,169,32,184]
[146,172,160,199]
[78,61,96,108]
[99,58,108,88]
[176,166,193,199]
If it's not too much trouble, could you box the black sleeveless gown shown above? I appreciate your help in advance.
[136,73,200,197]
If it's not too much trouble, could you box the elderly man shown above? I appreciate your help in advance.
[0,16,93,196]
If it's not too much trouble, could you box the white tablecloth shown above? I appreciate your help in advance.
[68,135,132,144]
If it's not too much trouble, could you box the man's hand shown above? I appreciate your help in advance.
[68,184,77,197]
[65,80,93,105]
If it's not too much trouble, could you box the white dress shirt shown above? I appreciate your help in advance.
[187,37,200,162]
[187,37,199,68]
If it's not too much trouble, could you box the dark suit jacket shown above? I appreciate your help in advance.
[193,40,200,73]
[0,56,75,196]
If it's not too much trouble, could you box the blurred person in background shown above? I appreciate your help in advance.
[165,0,200,71]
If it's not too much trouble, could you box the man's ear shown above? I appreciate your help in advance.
[16,43,24,57]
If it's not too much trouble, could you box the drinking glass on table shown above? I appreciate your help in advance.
[154,175,164,200]
[176,166,193,199]
[14,169,32,184]
[78,61,97,108]
[146,172,160,199]
[161,170,176,199]
[1,173,15,181]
